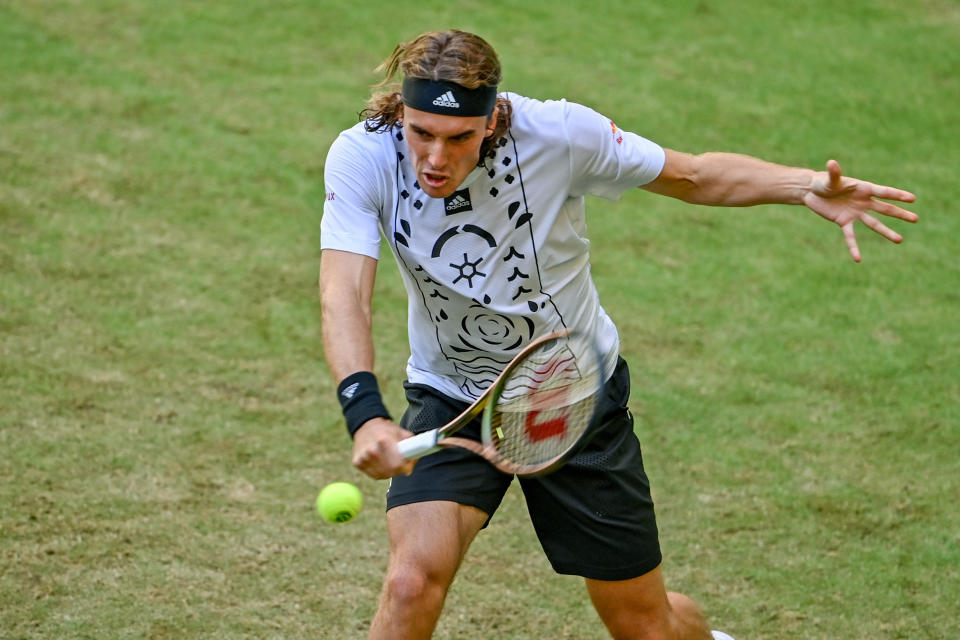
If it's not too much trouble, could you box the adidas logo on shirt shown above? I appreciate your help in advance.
[446,195,468,211]
[432,91,460,109]
[444,189,473,214]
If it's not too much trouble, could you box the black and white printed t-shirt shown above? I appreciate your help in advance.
[322,93,665,402]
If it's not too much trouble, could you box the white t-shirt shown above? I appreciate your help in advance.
[322,93,665,402]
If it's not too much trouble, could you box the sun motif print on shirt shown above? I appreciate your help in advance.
[449,253,486,287]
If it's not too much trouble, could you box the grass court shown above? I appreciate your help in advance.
[1,1,957,638]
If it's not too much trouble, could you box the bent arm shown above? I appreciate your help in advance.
[641,149,816,206]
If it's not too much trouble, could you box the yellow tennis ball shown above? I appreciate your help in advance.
[316,482,363,523]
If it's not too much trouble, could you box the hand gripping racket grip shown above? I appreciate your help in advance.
[397,430,441,459]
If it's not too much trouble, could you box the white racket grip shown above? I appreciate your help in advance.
[397,430,441,459]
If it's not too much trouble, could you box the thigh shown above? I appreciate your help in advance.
[519,358,663,580]
[385,500,491,579]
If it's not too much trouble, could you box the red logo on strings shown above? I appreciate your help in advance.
[524,374,570,443]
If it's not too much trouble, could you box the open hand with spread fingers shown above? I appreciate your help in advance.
[803,159,918,262]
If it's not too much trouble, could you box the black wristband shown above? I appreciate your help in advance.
[337,371,392,438]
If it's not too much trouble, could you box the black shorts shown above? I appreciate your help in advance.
[386,357,662,581]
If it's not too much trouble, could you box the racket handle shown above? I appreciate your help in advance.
[397,430,441,459]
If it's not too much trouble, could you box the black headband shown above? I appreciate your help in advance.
[401,77,498,117]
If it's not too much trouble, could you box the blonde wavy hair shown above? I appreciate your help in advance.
[361,30,512,164]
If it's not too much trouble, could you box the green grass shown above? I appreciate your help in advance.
[1,1,957,638]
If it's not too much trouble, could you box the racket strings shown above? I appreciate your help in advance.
[482,333,606,474]
[489,384,598,468]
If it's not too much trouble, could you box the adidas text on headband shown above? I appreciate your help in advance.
[401,77,498,117]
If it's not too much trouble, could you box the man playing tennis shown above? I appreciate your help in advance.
[320,30,917,640]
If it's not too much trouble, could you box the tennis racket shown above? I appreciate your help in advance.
[396,328,606,476]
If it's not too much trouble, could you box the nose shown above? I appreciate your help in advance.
[427,140,447,169]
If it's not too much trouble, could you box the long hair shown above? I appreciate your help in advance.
[360,30,512,164]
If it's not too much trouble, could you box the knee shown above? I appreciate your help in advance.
[382,564,448,612]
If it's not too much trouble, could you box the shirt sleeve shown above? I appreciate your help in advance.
[564,101,666,201]
[320,128,385,260]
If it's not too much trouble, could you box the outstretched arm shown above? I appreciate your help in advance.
[319,249,414,478]
[642,150,918,261]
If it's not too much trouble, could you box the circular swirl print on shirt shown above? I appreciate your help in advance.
[456,304,535,353]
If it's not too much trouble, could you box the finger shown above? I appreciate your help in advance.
[827,159,843,188]
[354,441,389,474]
[870,198,919,223]
[859,213,902,244]
[842,222,862,262]
[821,159,856,196]
[352,449,369,469]
[869,183,917,204]
[375,438,398,466]
[353,452,389,479]
[376,438,416,476]
[393,432,418,475]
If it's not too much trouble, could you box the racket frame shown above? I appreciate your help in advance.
[480,330,605,476]
[396,329,571,460]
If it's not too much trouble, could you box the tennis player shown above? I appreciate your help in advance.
[320,30,916,640]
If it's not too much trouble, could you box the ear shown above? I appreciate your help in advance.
[484,105,499,137]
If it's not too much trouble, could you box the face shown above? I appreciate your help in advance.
[401,105,497,199]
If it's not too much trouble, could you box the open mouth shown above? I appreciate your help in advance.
[422,171,448,188]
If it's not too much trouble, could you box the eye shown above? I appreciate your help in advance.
[408,126,432,141]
